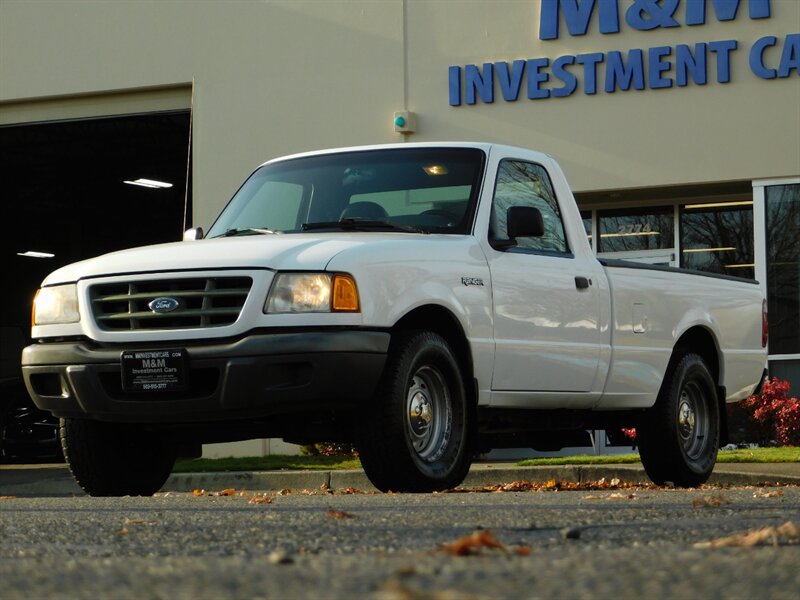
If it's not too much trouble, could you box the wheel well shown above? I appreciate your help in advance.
[672,326,728,445]
[391,305,477,449]
[391,306,473,384]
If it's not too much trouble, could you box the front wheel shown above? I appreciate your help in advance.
[638,353,720,487]
[60,418,176,496]
[356,331,472,492]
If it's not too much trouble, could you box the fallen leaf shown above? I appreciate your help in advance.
[218,488,236,497]
[610,478,621,487]
[438,530,506,556]
[117,527,129,536]
[192,489,206,497]
[338,487,361,495]
[277,488,291,496]
[326,509,354,520]
[694,521,799,548]
[607,492,637,500]
[123,518,157,526]
[753,490,784,498]
[248,494,274,505]
[692,494,729,508]
[0,496,17,500]
[581,495,604,501]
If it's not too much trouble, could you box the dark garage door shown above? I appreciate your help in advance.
[0,111,191,454]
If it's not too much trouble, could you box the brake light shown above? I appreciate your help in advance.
[762,299,768,348]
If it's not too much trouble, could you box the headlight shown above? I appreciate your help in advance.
[265,273,359,313]
[33,284,80,325]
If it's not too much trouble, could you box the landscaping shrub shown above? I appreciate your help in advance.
[735,378,800,447]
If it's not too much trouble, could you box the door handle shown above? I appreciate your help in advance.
[575,276,591,290]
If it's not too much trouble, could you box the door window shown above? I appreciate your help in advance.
[490,160,568,254]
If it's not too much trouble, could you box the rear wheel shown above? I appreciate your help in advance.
[60,418,176,496]
[356,331,471,492]
[638,353,719,487]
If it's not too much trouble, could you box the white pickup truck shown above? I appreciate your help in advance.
[22,143,768,496]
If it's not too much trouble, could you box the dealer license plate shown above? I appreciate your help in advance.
[121,349,187,393]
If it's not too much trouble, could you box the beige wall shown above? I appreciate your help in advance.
[2,0,798,228]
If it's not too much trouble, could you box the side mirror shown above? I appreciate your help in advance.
[507,206,544,239]
[183,227,204,241]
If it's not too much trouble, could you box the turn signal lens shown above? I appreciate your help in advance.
[332,274,359,312]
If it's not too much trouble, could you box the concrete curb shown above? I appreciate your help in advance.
[163,463,800,493]
[2,463,797,497]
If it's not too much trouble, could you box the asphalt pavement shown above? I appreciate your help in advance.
[1,460,798,497]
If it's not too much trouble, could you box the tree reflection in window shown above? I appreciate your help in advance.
[490,160,568,253]
[681,203,754,279]
[766,184,800,355]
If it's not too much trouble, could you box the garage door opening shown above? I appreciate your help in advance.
[0,110,191,458]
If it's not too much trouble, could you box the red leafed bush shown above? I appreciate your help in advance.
[739,378,800,447]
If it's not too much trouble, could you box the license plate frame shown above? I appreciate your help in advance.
[120,348,188,393]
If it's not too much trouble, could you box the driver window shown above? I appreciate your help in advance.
[491,160,568,253]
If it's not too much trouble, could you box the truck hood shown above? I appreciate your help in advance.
[41,233,398,285]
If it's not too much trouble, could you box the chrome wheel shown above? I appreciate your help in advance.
[678,382,710,461]
[406,366,452,462]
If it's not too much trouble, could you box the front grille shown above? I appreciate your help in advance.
[90,276,252,331]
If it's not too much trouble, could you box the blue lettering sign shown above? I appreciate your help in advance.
[685,0,771,26]
[649,46,674,88]
[496,60,526,101]
[527,58,551,99]
[540,0,772,39]
[675,43,708,86]
[576,52,605,94]
[709,39,737,83]
[605,49,645,92]
[465,63,494,105]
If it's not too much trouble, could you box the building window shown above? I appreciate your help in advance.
[766,184,800,356]
[681,201,754,280]
[597,206,674,253]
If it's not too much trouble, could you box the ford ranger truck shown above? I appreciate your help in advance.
[21,143,768,495]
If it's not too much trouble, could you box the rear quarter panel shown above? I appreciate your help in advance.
[598,264,766,408]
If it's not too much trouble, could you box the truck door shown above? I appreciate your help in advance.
[485,159,603,393]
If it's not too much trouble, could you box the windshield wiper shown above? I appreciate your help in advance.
[219,227,278,238]
[301,219,426,234]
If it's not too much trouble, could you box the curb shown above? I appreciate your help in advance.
[163,464,800,493]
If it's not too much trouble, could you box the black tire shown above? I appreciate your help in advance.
[60,418,176,496]
[638,353,720,487]
[356,331,471,492]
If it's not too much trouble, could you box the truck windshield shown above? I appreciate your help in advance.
[206,147,486,237]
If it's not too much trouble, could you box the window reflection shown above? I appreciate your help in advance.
[766,184,800,355]
[597,207,674,252]
[681,202,754,279]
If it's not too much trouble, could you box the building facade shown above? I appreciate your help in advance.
[1,1,798,454]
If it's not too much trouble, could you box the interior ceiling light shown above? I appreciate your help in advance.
[682,247,736,253]
[123,178,173,189]
[685,201,753,210]
[17,250,55,258]
[423,165,448,176]
[600,231,660,238]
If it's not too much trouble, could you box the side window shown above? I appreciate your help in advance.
[490,160,568,253]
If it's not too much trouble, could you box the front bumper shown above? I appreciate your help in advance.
[21,330,389,423]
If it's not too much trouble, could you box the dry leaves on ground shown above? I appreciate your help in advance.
[694,521,799,548]
[0,496,17,500]
[753,489,784,498]
[436,530,530,557]
[692,494,729,508]
[325,509,355,520]
[248,494,274,505]
[192,488,247,497]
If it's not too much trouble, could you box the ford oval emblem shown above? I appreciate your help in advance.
[148,297,181,314]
